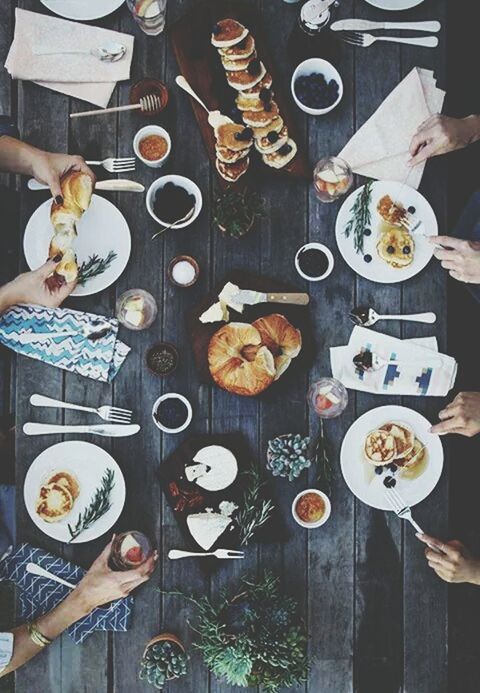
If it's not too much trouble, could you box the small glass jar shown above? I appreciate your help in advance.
[109,531,153,571]
[313,156,353,203]
[116,289,158,330]
[126,0,167,36]
[308,377,348,418]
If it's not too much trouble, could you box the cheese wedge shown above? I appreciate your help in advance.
[186,511,232,551]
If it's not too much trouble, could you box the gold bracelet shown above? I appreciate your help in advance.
[27,621,52,648]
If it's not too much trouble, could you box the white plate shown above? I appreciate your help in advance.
[340,405,443,510]
[24,194,131,297]
[364,0,424,9]
[40,0,125,21]
[24,441,126,544]
[335,180,437,284]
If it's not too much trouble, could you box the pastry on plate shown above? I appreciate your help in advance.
[395,437,426,470]
[380,421,415,458]
[242,101,280,127]
[211,19,248,48]
[36,482,75,523]
[252,115,284,139]
[226,60,266,90]
[215,123,253,151]
[252,313,302,379]
[262,139,297,169]
[364,429,397,465]
[215,144,249,163]
[254,125,289,154]
[218,33,255,60]
[376,225,414,269]
[216,157,250,183]
[47,470,80,500]
[377,195,407,227]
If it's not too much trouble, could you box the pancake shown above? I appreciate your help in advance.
[226,61,266,91]
[254,125,289,154]
[218,34,255,60]
[376,226,414,269]
[242,101,280,127]
[262,138,297,169]
[364,429,397,465]
[211,19,248,48]
[236,94,265,112]
[216,145,249,164]
[380,422,415,458]
[242,72,273,96]
[216,157,249,182]
[377,195,407,227]
[395,437,427,470]
[215,123,253,151]
[221,51,257,72]
[47,470,80,500]
[36,482,74,523]
[252,115,284,139]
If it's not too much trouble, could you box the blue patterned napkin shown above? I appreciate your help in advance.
[0,543,133,644]
[0,305,130,382]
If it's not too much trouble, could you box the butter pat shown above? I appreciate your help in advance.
[200,301,229,324]
[219,282,244,313]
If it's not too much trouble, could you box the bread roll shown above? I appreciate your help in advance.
[252,314,302,380]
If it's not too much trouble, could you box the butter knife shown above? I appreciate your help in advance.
[27,178,145,193]
[232,290,309,306]
[23,422,140,437]
[331,19,441,32]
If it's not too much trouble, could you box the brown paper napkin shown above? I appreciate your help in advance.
[5,8,134,107]
[338,67,445,189]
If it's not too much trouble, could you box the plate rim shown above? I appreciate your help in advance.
[40,0,125,21]
[363,0,424,9]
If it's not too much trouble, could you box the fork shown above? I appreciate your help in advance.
[30,393,132,424]
[384,487,443,553]
[168,549,244,560]
[341,32,439,49]
[86,157,136,173]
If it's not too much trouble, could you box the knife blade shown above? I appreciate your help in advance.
[23,422,140,437]
[27,178,145,193]
[231,290,310,306]
[331,19,441,32]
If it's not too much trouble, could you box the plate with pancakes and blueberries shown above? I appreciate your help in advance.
[335,180,438,283]
[340,405,444,510]
[24,441,126,543]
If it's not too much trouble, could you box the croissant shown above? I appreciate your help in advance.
[48,171,93,284]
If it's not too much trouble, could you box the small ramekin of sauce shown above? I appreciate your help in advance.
[292,488,331,529]
[134,125,171,168]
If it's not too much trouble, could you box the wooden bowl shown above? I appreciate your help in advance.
[168,255,200,287]
[129,78,169,116]
[143,632,185,662]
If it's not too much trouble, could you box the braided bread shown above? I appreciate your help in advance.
[48,171,93,284]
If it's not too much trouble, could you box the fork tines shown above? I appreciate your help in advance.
[341,31,366,46]
[139,94,162,113]
[107,406,133,423]
[384,486,408,514]
[111,157,136,172]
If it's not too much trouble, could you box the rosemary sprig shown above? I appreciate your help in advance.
[343,180,373,254]
[309,420,333,497]
[68,468,115,542]
[236,464,275,546]
[77,251,117,285]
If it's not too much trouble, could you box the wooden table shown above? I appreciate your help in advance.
[0,0,450,691]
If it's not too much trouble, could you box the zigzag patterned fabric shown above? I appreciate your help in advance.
[0,543,133,644]
[0,304,130,382]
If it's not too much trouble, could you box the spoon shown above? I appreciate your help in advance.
[175,75,233,129]
[15,323,112,345]
[151,206,197,240]
[33,41,127,63]
[349,306,437,327]
[353,350,440,373]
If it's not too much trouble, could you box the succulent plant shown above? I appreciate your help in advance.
[139,637,187,690]
[266,434,311,481]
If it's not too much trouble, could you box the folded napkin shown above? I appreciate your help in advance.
[5,9,134,107]
[338,67,445,189]
[0,304,130,382]
[330,326,457,397]
[0,544,133,644]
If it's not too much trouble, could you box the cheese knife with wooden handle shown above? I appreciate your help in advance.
[231,290,310,306]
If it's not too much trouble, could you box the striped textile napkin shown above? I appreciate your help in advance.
[0,305,130,382]
[0,544,133,644]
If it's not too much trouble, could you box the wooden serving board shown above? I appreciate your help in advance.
[169,0,311,188]
[187,270,315,397]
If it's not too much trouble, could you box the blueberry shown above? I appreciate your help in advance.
[386,463,397,473]
[247,58,261,76]
[278,144,292,156]
[403,246,411,255]
[364,254,372,263]
[234,126,253,141]
[230,106,242,120]
[259,87,271,102]
[364,228,371,236]
[387,245,395,254]
[408,205,416,214]
[383,476,396,488]
[267,131,279,144]
[212,23,221,35]
[375,466,383,476]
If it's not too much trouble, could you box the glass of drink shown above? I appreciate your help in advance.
[127,0,167,36]
[116,289,158,330]
[109,531,153,571]
[308,377,348,418]
[313,156,353,203]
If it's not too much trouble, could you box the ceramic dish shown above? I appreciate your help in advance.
[295,242,334,282]
[364,0,424,9]
[146,175,202,229]
[134,125,171,168]
[152,393,193,433]
[291,58,343,116]
[292,489,331,528]
[40,0,125,21]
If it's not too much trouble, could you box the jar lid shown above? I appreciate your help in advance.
[300,0,332,29]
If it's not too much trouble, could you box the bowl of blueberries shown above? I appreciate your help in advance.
[291,58,343,116]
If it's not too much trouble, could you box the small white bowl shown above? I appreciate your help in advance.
[146,174,202,229]
[134,125,171,168]
[292,489,331,529]
[291,58,343,116]
[152,393,193,434]
[295,242,334,282]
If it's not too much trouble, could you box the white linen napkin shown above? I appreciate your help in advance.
[330,326,457,397]
[5,8,134,107]
[338,67,445,189]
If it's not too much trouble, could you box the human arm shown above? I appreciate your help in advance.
[0,259,76,314]
[430,392,480,437]
[417,533,480,585]
[429,235,480,284]
[408,114,480,167]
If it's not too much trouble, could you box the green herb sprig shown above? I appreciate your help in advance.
[213,189,265,239]
[68,468,115,542]
[344,180,373,254]
[309,420,333,497]
[77,251,117,285]
[236,464,275,546]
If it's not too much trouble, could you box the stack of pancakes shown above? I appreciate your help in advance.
[376,195,415,269]
[211,18,297,179]
[364,421,426,471]
[36,470,80,523]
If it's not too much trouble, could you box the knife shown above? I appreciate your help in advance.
[23,422,140,437]
[231,290,310,306]
[331,19,441,32]
[27,178,145,193]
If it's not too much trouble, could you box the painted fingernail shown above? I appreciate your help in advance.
[53,254,62,263]
[55,195,63,205]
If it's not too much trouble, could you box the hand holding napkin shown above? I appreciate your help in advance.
[330,326,457,397]
[0,544,133,645]
[0,304,130,382]
[5,9,134,107]
[338,67,445,189]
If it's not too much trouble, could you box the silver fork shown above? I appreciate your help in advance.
[384,487,443,553]
[86,157,136,173]
[168,549,244,559]
[341,32,439,49]
[30,393,132,424]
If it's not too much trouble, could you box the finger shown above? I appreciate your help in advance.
[44,174,63,204]
[425,549,451,568]
[449,269,467,283]
[415,114,439,134]
[95,537,115,566]
[408,132,428,158]
[36,258,62,280]
[416,533,448,553]
[430,417,465,435]
[121,574,150,592]
[122,555,157,582]
[49,279,76,305]
[430,236,469,251]
[437,404,461,421]
[408,141,438,167]
[441,260,459,272]
[432,247,461,262]
[431,566,451,582]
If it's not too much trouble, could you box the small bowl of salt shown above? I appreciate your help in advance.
[168,255,199,288]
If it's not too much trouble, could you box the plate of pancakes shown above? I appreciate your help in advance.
[340,405,444,510]
[335,180,438,283]
[24,441,126,543]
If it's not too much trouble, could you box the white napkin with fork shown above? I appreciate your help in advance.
[5,9,134,107]
[330,326,457,397]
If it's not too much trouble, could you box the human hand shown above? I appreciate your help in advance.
[430,392,480,437]
[417,533,480,585]
[30,150,95,202]
[0,259,76,312]
[429,236,480,284]
[408,114,480,167]
[72,537,158,615]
